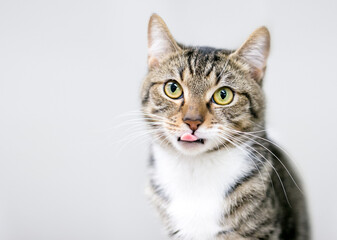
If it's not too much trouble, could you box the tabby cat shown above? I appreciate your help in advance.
[141,14,309,240]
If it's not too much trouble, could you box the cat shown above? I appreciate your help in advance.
[141,14,310,240]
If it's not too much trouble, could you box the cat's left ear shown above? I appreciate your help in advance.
[232,27,270,84]
[147,14,181,68]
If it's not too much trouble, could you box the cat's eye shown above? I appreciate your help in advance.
[164,81,183,99]
[212,87,234,105]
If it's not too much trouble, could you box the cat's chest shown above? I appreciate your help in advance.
[152,145,252,240]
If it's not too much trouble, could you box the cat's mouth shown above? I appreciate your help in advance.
[177,133,205,144]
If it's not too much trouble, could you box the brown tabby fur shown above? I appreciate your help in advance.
[141,14,310,240]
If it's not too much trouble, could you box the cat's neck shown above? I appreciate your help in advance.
[150,142,256,198]
[150,143,256,240]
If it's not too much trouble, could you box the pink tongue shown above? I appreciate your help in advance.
[180,133,198,142]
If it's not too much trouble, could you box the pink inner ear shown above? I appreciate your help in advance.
[148,56,159,68]
[180,133,198,142]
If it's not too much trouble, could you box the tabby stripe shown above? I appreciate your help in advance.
[203,53,209,65]
[215,65,225,85]
[212,52,221,81]
[148,154,155,167]
[203,53,213,77]
[242,92,258,119]
[241,215,276,238]
[152,106,170,114]
[150,178,169,202]
[213,51,221,63]
[215,70,222,85]
[206,102,212,113]
[234,185,274,230]
[224,114,235,124]
[178,66,184,81]
[215,55,230,85]
[217,229,234,236]
[189,51,197,75]
[141,82,156,105]
[226,192,261,218]
[169,230,180,237]
[225,166,260,197]
[205,64,214,77]
[178,99,185,112]
[193,51,199,73]
[236,193,269,224]
[186,51,194,75]
[206,141,230,153]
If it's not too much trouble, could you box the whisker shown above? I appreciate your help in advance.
[216,131,268,194]
[219,131,276,201]
[218,131,291,206]
[223,127,303,194]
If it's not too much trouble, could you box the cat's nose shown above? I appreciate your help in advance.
[183,118,203,132]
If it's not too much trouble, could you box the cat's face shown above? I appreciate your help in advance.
[141,14,270,156]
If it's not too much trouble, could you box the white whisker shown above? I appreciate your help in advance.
[223,127,303,195]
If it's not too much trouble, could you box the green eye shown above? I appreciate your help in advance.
[164,81,183,99]
[212,87,234,105]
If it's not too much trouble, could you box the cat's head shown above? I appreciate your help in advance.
[141,14,270,156]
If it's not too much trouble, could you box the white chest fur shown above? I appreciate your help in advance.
[151,144,254,240]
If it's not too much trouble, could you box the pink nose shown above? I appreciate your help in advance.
[183,118,203,132]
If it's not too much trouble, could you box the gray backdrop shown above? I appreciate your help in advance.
[0,0,336,239]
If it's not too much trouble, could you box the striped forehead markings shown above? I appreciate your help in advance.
[177,50,236,92]
[184,49,228,83]
[178,66,184,81]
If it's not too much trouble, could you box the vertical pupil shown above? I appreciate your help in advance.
[220,89,227,99]
[170,83,177,92]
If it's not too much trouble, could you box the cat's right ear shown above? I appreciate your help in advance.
[147,14,181,68]
[231,26,270,84]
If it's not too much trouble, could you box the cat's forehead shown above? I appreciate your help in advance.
[181,47,232,77]
[166,47,244,95]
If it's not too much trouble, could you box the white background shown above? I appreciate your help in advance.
[0,0,336,239]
